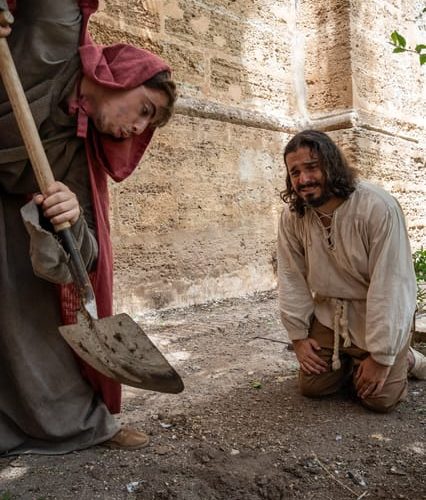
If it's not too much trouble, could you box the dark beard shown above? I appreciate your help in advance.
[303,191,332,208]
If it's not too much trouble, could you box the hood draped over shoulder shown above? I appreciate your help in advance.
[75,0,171,181]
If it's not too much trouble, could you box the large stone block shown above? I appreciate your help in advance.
[92,0,161,40]
[350,7,424,141]
[351,129,426,249]
[165,1,243,56]
[297,0,353,115]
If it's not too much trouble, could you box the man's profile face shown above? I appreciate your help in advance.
[92,84,169,139]
[286,146,330,208]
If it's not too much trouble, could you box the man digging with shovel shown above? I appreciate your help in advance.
[0,0,179,454]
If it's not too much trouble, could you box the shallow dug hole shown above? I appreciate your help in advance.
[0,291,425,499]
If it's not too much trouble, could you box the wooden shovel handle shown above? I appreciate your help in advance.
[0,15,97,312]
[0,32,69,231]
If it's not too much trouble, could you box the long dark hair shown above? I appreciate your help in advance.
[280,130,358,216]
[143,71,177,127]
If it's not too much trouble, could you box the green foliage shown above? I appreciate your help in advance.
[390,30,426,64]
[391,30,406,49]
[390,8,426,65]
[251,380,262,389]
[413,247,426,282]
[0,492,13,500]
[413,248,426,311]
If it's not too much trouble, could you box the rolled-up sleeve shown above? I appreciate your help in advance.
[20,200,98,284]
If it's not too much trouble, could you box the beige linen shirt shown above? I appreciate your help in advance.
[277,180,416,366]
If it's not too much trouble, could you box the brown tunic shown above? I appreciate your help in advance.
[0,0,118,455]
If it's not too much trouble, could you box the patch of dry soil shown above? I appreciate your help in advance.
[1,291,425,499]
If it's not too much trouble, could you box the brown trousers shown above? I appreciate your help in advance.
[298,318,409,413]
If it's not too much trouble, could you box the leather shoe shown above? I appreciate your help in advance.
[102,427,150,450]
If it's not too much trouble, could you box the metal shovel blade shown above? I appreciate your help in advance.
[59,311,184,394]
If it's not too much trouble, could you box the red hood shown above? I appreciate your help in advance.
[74,0,170,182]
[6,0,16,12]
[80,43,170,91]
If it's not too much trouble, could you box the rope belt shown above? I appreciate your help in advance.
[332,299,351,370]
[314,294,351,371]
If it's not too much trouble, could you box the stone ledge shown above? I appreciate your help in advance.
[413,313,426,344]
[175,96,297,132]
[175,100,423,142]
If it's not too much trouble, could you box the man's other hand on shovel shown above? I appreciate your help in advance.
[34,182,80,226]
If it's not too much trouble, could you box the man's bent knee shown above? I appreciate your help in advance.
[360,395,399,413]
[360,381,408,413]
[298,370,348,398]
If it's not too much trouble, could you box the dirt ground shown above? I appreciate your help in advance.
[0,291,425,500]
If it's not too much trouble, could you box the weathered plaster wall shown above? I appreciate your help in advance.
[349,1,426,248]
[109,115,287,313]
[351,0,425,141]
[296,0,425,247]
[91,0,425,315]
[91,0,296,314]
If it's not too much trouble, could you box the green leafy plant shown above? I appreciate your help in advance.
[390,31,426,65]
[390,8,426,65]
[414,247,426,281]
[413,247,426,311]
[251,380,262,389]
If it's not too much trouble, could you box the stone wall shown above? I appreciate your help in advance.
[350,0,426,247]
[91,0,425,315]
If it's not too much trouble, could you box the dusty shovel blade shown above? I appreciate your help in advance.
[59,311,184,394]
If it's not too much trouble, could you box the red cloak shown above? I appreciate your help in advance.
[60,0,171,413]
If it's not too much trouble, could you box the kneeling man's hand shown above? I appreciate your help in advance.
[355,356,391,399]
[293,338,329,375]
